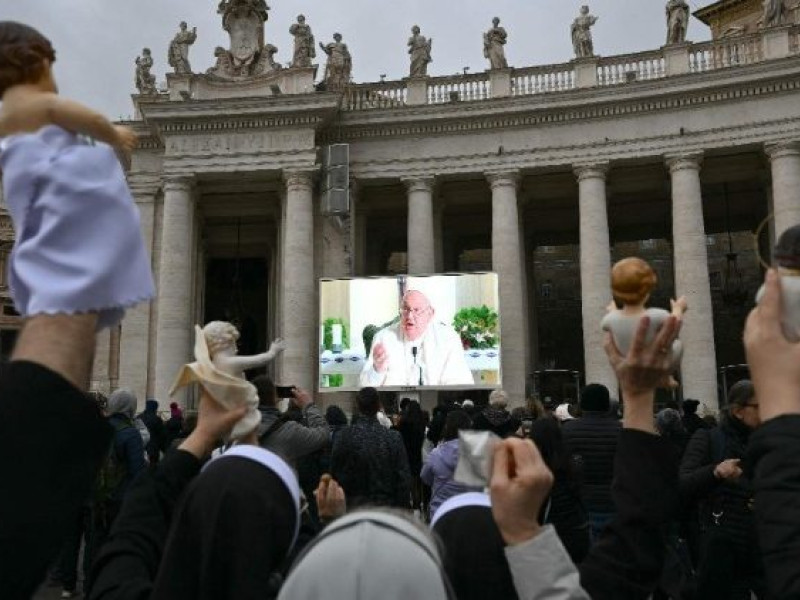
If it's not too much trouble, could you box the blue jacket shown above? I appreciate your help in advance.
[421,439,479,517]
[108,414,147,501]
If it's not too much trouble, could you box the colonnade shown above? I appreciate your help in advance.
[146,141,800,410]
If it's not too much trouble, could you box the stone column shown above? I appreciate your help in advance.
[488,171,526,407]
[404,177,436,274]
[766,141,800,238]
[119,185,157,403]
[280,170,316,393]
[667,154,718,411]
[153,176,196,408]
[575,163,617,396]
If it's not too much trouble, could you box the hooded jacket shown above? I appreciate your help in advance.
[420,439,479,517]
[257,404,329,470]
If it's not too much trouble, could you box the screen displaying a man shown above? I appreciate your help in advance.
[359,290,475,387]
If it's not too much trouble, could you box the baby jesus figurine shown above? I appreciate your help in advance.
[756,224,800,342]
[170,321,286,439]
[601,257,688,387]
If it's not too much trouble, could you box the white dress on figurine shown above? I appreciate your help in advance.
[601,308,683,362]
[756,275,800,342]
[170,326,262,439]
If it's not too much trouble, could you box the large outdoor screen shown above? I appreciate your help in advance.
[318,273,501,392]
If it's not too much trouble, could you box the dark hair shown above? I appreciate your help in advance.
[530,417,571,478]
[0,22,56,97]
[325,404,348,428]
[442,409,472,441]
[580,383,610,413]
[357,387,380,417]
[727,379,755,409]
[399,397,411,412]
[253,375,276,408]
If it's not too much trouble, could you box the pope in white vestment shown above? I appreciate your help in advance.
[359,290,475,387]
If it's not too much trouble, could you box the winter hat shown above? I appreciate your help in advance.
[580,383,610,413]
[108,389,137,419]
[170,401,183,419]
[145,398,159,412]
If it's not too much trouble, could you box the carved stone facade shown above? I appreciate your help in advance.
[2,7,800,417]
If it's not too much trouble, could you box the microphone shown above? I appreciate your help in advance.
[411,346,423,386]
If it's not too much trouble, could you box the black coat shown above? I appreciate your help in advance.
[137,409,166,457]
[562,411,622,514]
[0,361,111,599]
[579,429,680,600]
[682,413,710,437]
[748,414,800,599]
[330,416,411,508]
[679,414,756,545]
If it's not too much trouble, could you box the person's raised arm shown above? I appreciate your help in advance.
[578,315,682,599]
[490,438,589,599]
[90,391,246,599]
[744,268,800,599]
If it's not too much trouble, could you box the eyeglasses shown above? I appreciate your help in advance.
[400,306,429,317]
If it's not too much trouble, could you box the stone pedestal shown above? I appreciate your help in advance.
[663,42,691,77]
[667,154,718,412]
[488,171,526,407]
[166,66,318,101]
[762,25,792,61]
[575,163,617,397]
[153,177,196,408]
[406,77,429,106]
[404,178,436,274]
[766,141,800,238]
[280,171,316,393]
[573,57,599,88]
[489,68,513,98]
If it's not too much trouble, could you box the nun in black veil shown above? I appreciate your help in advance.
[89,393,301,600]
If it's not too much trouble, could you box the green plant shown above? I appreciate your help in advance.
[323,318,349,351]
[452,305,499,349]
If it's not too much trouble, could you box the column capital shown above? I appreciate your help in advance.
[765,140,800,161]
[573,162,609,182]
[162,175,195,193]
[486,170,520,190]
[665,152,703,174]
[402,176,435,194]
[284,169,316,191]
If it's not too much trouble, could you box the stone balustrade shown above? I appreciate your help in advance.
[596,50,666,85]
[341,25,800,112]
[689,32,764,72]
[512,63,575,95]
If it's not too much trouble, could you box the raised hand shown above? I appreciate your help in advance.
[604,314,681,432]
[372,342,388,373]
[490,437,554,546]
[744,269,800,422]
[179,389,248,458]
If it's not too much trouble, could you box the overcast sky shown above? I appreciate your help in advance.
[1,0,712,119]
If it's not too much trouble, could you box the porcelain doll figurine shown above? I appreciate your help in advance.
[756,224,800,342]
[601,258,687,386]
[0,22,153,329]
[170,321,285,439]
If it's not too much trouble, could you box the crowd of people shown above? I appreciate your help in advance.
[2,19,800,600]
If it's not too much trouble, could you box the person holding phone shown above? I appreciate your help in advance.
[252,377,329,471]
